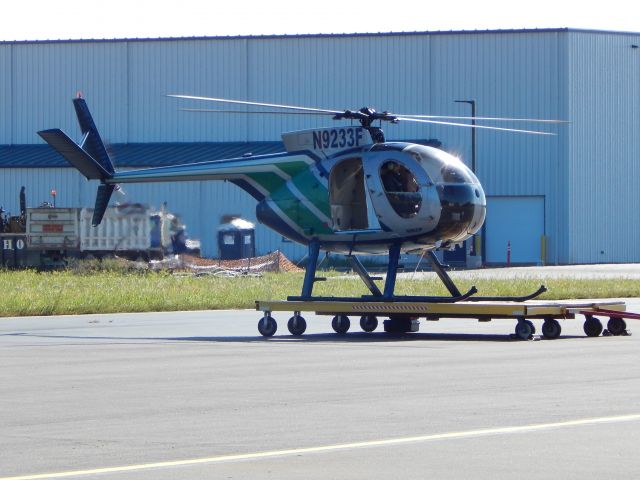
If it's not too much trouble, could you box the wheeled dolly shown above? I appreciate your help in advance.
[255,299,628,340]
[256,242,633,340]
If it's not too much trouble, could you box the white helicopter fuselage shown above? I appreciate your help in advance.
[254,126,487,254]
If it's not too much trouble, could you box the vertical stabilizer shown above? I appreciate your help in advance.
[73,97,115,176]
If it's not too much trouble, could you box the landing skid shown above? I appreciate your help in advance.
[288,242,546,304]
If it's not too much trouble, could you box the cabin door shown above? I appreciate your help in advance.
[329,158,378,231]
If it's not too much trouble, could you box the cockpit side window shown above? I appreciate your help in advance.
[380,161,422,218]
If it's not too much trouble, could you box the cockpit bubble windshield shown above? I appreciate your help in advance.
[405,145,479,185]
[380,160,422,218]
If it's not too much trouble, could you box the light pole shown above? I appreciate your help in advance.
[454,99,476,173]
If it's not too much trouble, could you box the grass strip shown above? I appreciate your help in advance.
[1,269,639,317]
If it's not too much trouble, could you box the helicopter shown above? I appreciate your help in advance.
[38,95,560,332]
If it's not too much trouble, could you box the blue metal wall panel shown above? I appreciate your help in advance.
[0,46,11,144]
[555,34,572,266]
[567,31,640,263]
[10,42,128,144]
[428,32,566,264]
[126,39,250,143]
[3,32,567,148]
[245,35,432,141]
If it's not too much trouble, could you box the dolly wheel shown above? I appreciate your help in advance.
[258,315,277,337]
[583,315,603,337]
[360,315,378,332]
[525,319,536,335]
[514,318,534,340]
[332,315,350,334]
[287,315,307,336]
[607,317,627,336]
[541,318,562,339]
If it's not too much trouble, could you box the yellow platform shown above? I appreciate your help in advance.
[256,299,626,320]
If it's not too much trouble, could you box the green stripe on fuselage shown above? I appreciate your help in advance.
[243,161,310,195]
[270,184,332,235]
[277,160,312,178]
[246,172,287,194]
[246,161,332,235]
[290,169,331,219]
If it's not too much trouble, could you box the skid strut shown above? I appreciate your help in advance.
[290,242,545,303]
[299,240,321,299]
[348,255,382,297]
[427,251,461,297]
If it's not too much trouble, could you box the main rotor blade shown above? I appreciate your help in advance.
[168,94,342,115]
[395,117,555,135]
[179,108,331,116]
[392,114,567,123]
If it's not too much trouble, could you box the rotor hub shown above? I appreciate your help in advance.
[331,107,397,143]
[333,107,397,128]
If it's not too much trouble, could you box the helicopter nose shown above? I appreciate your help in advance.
[436,183,486,241]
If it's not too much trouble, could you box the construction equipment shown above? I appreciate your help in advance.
[2,187,194,267]
[25,203,188,265]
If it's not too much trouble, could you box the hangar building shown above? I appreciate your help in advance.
[1,28,639,264]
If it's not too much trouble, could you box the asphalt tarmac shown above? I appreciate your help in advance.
[1,299,640,479]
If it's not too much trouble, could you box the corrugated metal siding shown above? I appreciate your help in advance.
[0,46,11,144]
[428,32,566,263]
[127,39,250,142]
[567,31,640,263]
[106,35,435,143]
[555,36,571,266]
[245,35,431,141]
[3,30,639,263]
[10,42,128,144]
[4,32,566,144]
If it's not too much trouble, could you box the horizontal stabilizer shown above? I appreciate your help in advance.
[37,129,112,180]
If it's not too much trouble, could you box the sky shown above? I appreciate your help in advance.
[0,0,638,41]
